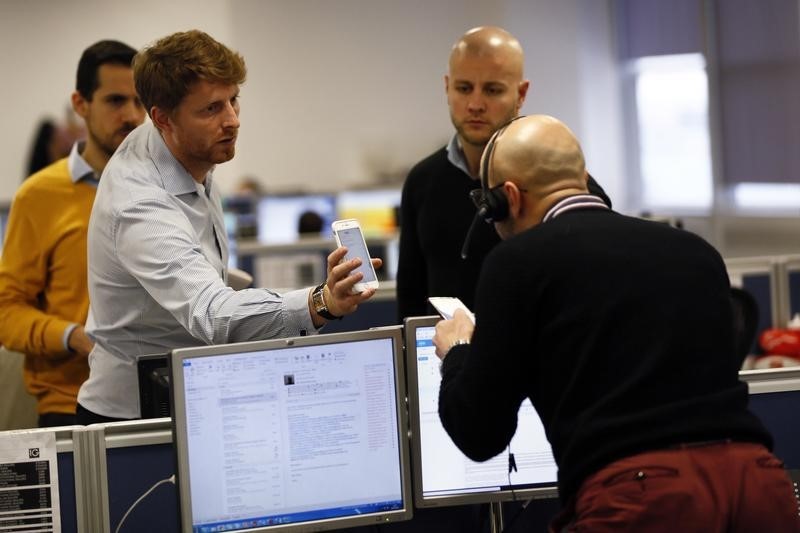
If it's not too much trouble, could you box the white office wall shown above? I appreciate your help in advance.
[0,0,233,199]
[0,0,624,203]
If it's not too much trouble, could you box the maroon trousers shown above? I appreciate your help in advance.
[550,442,800,532]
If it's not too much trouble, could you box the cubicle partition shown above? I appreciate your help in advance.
[55,427,80,533]
[740,367,800,471]
[776,254,800,324]
[2,367,799,533]
[725,256,782,335]
[74,418,178,533]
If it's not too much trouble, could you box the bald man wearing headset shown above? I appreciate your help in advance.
[433,115,799,532]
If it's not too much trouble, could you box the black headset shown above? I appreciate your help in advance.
[472,115,526,224]
[461,115,525,259]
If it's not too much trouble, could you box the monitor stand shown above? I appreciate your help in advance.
[489,502,504,533]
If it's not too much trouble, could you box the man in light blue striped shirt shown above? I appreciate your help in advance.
[77,30,379,422]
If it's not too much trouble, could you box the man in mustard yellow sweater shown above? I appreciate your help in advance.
[0,40,145,427]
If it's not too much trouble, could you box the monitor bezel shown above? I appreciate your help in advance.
[169,327,413,533]
[403,316,559,508]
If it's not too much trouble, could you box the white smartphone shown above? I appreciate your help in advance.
[428,297,476,324]
[331,219,380,293]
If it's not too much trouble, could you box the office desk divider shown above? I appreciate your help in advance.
[36,325,796,533]
[776,254,800,326]
[725,256,782,332]
[74,418,177,533]
[54,426,81,533]
[739,367,800,475]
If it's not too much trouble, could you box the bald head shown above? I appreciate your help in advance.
[449,26,525,79]
[489,115,587,198]
[446,27,529,168]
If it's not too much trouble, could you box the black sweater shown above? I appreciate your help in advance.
[438,207,772,503]
[396,146,610,321]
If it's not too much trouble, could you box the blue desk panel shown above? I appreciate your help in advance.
[742,274,773,353]
[789,271,800,318]
[106,443,179,533]
[57,452,77,533]
[747,390,800,468]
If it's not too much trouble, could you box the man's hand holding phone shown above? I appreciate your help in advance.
[331,219,380,294]
[429,297,475,360]
[433,308,475,361]
[309,220,382,326]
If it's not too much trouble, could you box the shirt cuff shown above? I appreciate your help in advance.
[62,323,78,351]
[283,287,320,334]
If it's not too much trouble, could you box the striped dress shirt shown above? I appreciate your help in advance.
[79,122,316,419]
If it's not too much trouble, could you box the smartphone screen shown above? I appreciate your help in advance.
[335,226,378,283]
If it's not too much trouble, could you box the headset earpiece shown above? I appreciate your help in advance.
[477,115,525,223]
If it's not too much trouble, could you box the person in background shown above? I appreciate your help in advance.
[396,26,610,321]
[77,30,379,424]
[0,40,145,427]
[25,120,60,177]
[433,115,799,532]
[297,210,324,236]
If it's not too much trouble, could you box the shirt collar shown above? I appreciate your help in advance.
[145,122,211,196]
[445,134,473,178]
[541,194,610,223]
[67,141,98,185]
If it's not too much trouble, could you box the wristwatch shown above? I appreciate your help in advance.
[312,283,341,320]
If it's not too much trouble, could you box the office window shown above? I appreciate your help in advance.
[617,0,800,219]
[733,183,800,210]
[634,53,712,210]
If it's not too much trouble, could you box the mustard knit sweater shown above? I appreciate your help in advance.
[0,158,95,415]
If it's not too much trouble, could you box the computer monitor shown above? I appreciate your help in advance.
[740,367,800,470]
[137,353,171,419]
[256,194,337,244]
[336,189,401,239]
[170,327,412,533]
[403,316,559,508]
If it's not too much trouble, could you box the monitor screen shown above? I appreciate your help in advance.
[256,194,337,244]
[336,189,401,239]
[170,327,412,533]
[403,316,558,507]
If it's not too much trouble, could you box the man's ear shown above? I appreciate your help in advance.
[150,106,171,133]
[503,181,524,218]
[71,91,88,120]
[517,79,531,109]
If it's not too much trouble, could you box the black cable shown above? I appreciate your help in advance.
[507,447,518,502]
[500,497,534,533]
[460,209,486,260]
